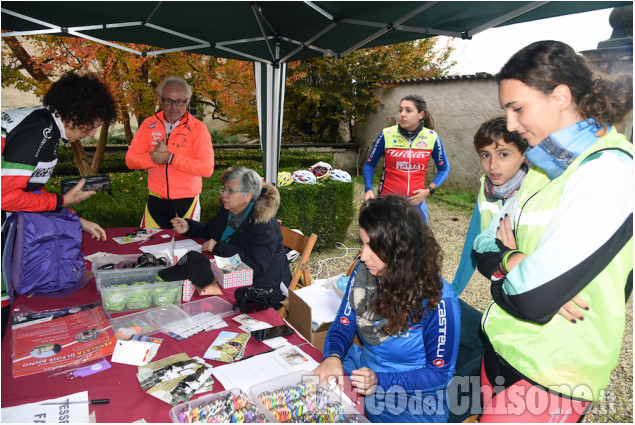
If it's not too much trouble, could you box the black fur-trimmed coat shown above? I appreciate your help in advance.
[185,183,291,308]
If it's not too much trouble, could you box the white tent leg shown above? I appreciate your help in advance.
[254,61,287,183]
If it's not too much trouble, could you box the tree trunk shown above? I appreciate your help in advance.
[91,123,109,173]
[69,140,92,176]
[3,37,49,82]
[120,105,134,143]
[4,37,95,175]
[124,117,133,144]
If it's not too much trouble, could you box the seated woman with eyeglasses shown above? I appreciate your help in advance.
[171,167,292,309]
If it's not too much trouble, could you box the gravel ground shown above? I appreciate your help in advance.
[305,179,633,423]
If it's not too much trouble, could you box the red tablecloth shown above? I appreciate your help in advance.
[1,228,328,423]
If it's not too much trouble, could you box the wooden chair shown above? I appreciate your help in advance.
[346,250,362,277]
[278,224,317,316]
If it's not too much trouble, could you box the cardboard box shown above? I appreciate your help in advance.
[209,259,253,289]
[287,288,362,353]
[287,289,332,353]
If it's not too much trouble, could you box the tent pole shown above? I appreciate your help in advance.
[254,60,287,183]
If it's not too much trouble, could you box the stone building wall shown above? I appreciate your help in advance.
[355,75,500,192]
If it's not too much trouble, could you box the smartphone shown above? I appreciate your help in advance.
[251,325,295,341]
[61,175,111,195]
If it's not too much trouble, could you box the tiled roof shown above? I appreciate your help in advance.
[382,73,495,85]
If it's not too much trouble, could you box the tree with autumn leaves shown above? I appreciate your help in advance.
[2,35,455,174]
[2,35,255,174]
[283,38,455,143]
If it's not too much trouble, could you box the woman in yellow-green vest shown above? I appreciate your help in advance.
[474,40,632,422]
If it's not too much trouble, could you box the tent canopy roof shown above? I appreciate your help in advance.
[2,1,628,64]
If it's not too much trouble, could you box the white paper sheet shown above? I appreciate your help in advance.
[262,336,293,350]
[111,339,160,366]
[212,346,319,391]
[139,239,202,258]
[294,285,342,328]
[1,391,90,423]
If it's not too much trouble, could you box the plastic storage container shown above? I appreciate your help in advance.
[109,297,234,340]
[99,267,182,314]
[247,371,368,423]
[92,253,172,293]
[169,388,268,423]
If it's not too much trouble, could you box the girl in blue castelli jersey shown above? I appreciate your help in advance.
[313,195,460,423]
[363,95,450,224]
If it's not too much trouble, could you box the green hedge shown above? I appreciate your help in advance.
[48,149,354,250]
[47,171,149,227]
[54,146,334,176]
[196,177,354,249]
[276,180,354,249]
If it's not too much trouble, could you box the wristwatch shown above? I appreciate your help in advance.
[426,185,436,196]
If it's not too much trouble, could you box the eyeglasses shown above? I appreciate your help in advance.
[162,98,188,106]
[219,187,247,195]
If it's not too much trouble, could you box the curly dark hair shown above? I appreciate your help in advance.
[43,72,117,128]
[401,94,435,130]
[358,195,443,335]
[496,40,633,131]
[474,115,528,154]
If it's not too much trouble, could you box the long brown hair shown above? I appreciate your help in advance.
[358,195,443,335]
[496,40,633,131]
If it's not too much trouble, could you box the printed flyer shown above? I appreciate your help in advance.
[11,303,116,378]
[203,331,250,362]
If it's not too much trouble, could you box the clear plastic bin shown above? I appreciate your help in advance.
[99,267,182,314]
[169,388,268,423]
[109,297,234,340]
[92,253,172,293]
[247,371,368,423]
[179,297,235,318]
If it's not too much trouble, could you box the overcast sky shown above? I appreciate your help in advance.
[447,8,614,75]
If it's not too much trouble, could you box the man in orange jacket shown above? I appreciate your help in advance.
[126,76,214,228]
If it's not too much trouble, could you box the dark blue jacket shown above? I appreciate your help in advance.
[185,183,291,308]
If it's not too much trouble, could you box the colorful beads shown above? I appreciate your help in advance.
[176,390,264,423]
[257,382,356,423]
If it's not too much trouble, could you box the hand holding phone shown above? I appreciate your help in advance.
[61,175,111,195]
[250,325,295,341]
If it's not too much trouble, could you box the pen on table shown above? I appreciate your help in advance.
[39,399,110,405]
[138,234,157,245]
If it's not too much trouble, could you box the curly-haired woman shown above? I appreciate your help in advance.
[1,72,117,338]
[474,40,633,422]
[313,195,461,422]
[2,72,117,225]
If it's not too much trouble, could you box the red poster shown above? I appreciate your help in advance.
[11,303,116,378]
